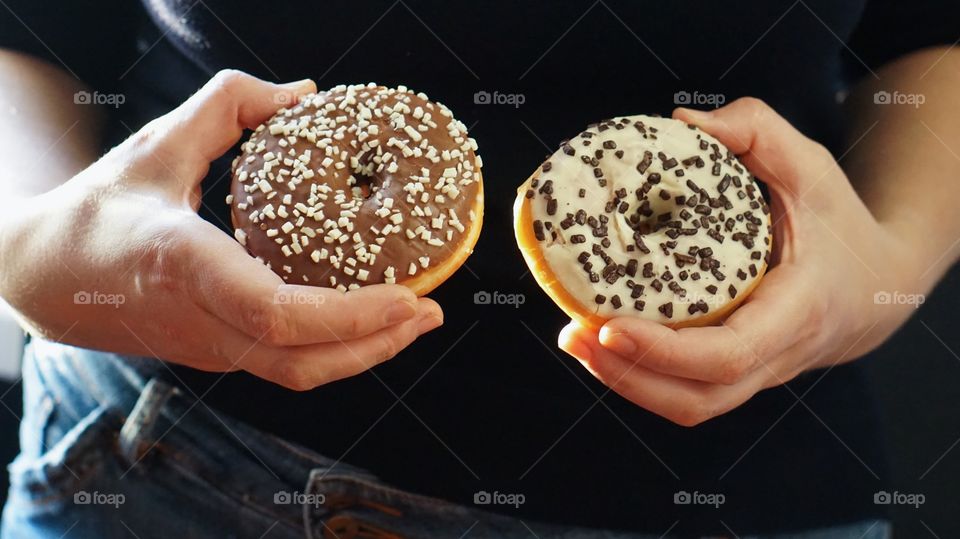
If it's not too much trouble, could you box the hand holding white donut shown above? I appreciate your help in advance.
[559,97,922,426]
[0,70,443,391]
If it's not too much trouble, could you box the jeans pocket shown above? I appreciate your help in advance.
[5,402,120,515]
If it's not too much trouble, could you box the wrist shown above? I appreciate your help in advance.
[881,216,950,296]
[0,195,32,300]
[0,185,73,270]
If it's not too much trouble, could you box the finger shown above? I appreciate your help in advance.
[180,218,426,346]
[560,323,764,426]
[241,300,443,391]
[595,264,813,385]
[673,97,838,200]
[118,70,316,192]
[146,302,272,373]
[158,298,440,389]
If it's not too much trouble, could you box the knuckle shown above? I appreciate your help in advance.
[374,333,402,363]
[739,96,770,115]
[113,118,165,161]
[138,226,189,294]
[204,338,232,367]
[345,315,364,339]
[807,140,836,169]
[245,303,292,346]
[741,98,778,142]
[129,119,161,149]
[646,337,677,371]
[210,69,249,92]
[202,70,252,108]
[271,359,315,392]
[716,350,755,385]
[809,140,831,158]
[805,291,831,328]
[714,334,759,382]
[155,320,184,343]
[673,396,717,427]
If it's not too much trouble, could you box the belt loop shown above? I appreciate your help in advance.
[118,377,178,467]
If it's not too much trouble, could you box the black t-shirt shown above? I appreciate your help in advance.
[3,0,959,535]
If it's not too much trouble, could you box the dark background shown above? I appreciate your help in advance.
[2,267,960,536]
[1,0,959,535]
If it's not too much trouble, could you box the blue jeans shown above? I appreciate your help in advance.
[3,340,891,538]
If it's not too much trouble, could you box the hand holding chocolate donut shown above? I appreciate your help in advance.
[0,71,443,393]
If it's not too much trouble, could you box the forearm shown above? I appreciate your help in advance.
[843,47,960,290]
[0,49,104,201]
[0,50,107,295]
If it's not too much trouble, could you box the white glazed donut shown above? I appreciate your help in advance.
[514,115,773,329]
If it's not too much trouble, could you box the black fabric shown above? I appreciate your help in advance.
[3,0,959,535]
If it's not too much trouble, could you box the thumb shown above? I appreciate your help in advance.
[673,97,838,202]
[117,70,316,199]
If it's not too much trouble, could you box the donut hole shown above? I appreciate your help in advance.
[628,215,658,235]
[349,171,379,199]
[626,194,675,236]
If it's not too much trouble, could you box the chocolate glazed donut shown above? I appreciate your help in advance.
[229,84,484,295]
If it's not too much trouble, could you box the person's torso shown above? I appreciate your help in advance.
[111,1,888,534]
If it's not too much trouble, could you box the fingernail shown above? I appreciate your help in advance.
[385,300,417,324]
[281,78,315,93]
[417,314,443,334]
[678,107,713,121]
[601,331,637,356]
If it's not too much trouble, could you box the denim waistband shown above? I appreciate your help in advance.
[14,339,894,539]
[18,340,659,538]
